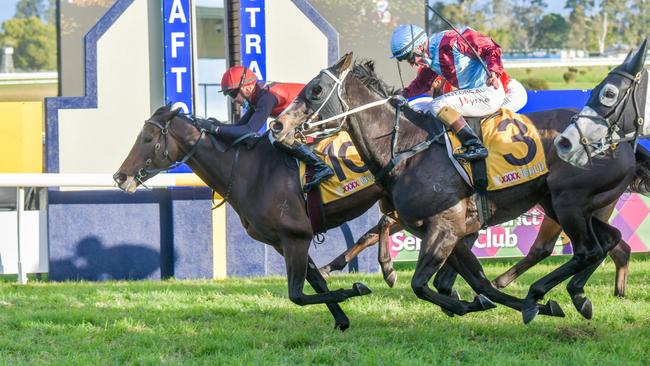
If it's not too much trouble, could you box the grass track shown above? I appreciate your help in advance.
[1,255,650,365]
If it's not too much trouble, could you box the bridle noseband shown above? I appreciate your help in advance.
[570,69,645,164]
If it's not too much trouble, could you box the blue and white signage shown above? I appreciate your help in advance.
[163,0,194,113]
[240,0,266,81]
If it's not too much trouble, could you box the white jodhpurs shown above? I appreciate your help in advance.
[428,83,506,117]
[501,78,528,112]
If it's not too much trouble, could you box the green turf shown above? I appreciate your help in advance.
[508,66,611,90]
[1,254,649,365]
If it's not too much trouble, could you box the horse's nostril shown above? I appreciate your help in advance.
[557,136,572,151]
[270,121,283,133]
[113,172,126,184]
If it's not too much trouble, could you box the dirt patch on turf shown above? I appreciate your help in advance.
[557,324,598,342]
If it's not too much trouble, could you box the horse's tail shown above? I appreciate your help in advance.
[630,145,650,194]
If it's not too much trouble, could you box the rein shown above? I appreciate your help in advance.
[570,69,645,165]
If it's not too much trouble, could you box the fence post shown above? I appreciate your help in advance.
[16,187,27,284]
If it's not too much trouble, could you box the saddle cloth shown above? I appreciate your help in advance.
[445,108,548,191]
[300,132,375,204]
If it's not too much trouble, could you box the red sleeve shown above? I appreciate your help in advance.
[402,66,438,98]
[456,28,504,77]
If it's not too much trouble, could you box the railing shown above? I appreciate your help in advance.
[0,173,208,284]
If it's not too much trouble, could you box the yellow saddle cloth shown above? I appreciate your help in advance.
[299,132,375,204]
[447,108,548,191]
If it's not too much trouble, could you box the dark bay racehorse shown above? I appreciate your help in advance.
[273,49,650,323]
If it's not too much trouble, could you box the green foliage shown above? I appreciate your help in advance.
[521,77,549,90]
[563,71,578,84]
[15,0,55,24]
[525,68,532,75]
[0,257,650,364]
[533,13,569,49]
[0,16,56,71]
[568,67,579,73]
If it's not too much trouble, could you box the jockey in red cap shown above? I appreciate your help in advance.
[215,66,333,191]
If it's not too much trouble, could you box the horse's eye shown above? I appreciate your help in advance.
[142,135,153,144]
[604,90,616,99]
[311,85,323,99]
[598,84,618,107]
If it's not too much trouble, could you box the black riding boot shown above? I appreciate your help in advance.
[285,143,334,191]
[455,125,488,161]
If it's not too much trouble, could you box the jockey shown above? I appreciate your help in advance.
[390,24,528,161]
[216,66,333,190]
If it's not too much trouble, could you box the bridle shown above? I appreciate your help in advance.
[569,69,646,165]
[134,118,206,187]
[296,68,395,140]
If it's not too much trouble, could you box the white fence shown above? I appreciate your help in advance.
[0,173,207,284]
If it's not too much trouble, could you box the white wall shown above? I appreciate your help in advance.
[265,0,329,84]
[57,1,163,174]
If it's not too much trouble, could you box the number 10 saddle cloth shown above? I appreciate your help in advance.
[446,108,549,191]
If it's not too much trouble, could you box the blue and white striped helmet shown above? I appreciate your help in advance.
[390,24,427,60]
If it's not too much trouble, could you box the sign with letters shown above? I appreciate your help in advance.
[163,0,194,113]
[240,0,266,81]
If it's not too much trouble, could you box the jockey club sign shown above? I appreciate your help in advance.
[240,0,266,81]
[163,0,194,114]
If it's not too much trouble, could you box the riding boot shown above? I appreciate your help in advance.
[284,142,334,191]
[437,106,488,161]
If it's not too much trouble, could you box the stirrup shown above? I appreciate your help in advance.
[304,168,334,192]
[453,146,488,162]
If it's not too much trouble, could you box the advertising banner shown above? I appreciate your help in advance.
[163,0,194,114]
[240,0,266,81]
[389,193,650,261]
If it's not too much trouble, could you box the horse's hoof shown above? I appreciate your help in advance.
[546,300,565,318]
[334,320,350,332]
[476,294,497,310]
[353,282,372,296]
[491,279,507,290]
[441,307,455,317]
[572,295,593,319]
[522,304,539,324]
[383,269,397,288]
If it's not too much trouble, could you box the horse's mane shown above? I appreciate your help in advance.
[350,60,398,98]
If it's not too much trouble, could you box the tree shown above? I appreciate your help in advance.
[565,0,595,50]
[0,17,56,71]
[15,0,55,24]
[510,0,547,51]
[533,13,569,49]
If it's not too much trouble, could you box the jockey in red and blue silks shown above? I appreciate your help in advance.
[216,66,333,191]
[390,24,528,161]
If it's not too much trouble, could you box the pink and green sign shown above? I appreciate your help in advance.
[389,193,650,261]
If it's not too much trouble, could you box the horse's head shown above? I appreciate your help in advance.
[114,104,185,193]
[555,39,648,168]
[271,52,355,143]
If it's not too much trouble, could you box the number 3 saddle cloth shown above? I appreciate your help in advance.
[299,132,375,204]
[447,108,548,191]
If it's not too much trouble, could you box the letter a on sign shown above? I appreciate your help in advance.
[169,0,187,23]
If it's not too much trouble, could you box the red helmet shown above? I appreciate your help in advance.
[220,66,257,96]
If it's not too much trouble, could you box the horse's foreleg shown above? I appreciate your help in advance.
[493,216,562,289]
[305,257,351,331]
[410,205,495,316]
[566,217,621,319]
[283,238,372,307]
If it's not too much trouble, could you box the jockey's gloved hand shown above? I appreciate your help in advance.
[390,95,409,109]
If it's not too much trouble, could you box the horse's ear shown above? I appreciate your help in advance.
[332,52,354,73]
[626,38,647,75]
[170,106,182,117]
[165,101,173,110]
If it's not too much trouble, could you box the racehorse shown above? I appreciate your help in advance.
[271,46,649,323]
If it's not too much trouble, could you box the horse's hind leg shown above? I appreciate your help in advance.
[377,215,398,287]
[319,224,380,280]
[609,240,630,297]
[593,201,630,297]
[492,215,562,289]
[566,217,622,319]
